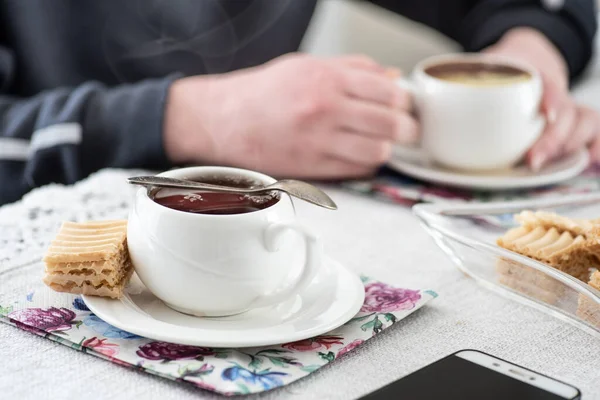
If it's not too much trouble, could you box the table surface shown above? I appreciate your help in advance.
[3,11,600,399]
[1,169,599,400]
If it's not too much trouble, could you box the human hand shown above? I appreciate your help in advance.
[163,53,417,178]
[485,27,600,169]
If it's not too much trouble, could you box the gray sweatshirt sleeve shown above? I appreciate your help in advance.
[0,47,179,204]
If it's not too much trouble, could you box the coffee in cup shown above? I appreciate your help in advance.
[424,62,531,87]
[398,54,544,171]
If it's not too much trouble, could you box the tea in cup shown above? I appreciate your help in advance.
[127,167,323,317]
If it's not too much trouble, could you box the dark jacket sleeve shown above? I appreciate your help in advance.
[0,45,178,205]
[366,0,596,81]
[460,0,597,81]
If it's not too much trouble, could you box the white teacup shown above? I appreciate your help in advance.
[127,166,323,317]
[399,53,544,171]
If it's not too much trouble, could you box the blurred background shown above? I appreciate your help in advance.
[303,0,600,107]
[303,0,459,70]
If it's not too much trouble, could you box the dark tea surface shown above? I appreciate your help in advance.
[152,175,279,215]
[425,62,531,86]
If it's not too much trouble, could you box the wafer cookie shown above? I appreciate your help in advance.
[497,225,598,281]
[514,211,597,237]
[43,220,132,299]
[44,220,127,263]
[44,261,133,299]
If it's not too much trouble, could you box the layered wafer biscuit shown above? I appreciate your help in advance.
[44,220,128,263]
[577,271,600,328]
[514,211,597,237]
[43,220,132,299]
[497,225,598,281]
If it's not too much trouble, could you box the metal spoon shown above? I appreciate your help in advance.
[127,175,338,210]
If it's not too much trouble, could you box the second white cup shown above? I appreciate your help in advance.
[398,53,544,171]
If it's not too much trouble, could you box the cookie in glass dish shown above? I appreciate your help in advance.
[497,211,600,282]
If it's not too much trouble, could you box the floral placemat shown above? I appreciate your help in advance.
[0,276,437,396]
[342,166,600,228]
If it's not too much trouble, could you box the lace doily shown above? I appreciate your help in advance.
[0,169,146,270]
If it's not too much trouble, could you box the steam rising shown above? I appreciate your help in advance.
[101,0,294,81]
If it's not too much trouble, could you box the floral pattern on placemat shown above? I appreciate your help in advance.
[0,276,437,396]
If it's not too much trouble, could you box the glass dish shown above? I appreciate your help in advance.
[413,193,600,337]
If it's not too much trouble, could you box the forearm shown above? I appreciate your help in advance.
[163,75,222,165]
[0,77,178,204]
[163,67,264,166]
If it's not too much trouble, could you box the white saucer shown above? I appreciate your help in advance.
[83,257,365,348]
[389,146,589,191]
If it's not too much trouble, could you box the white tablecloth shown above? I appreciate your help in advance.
[1,169,599,400]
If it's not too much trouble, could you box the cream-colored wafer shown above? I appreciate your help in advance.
[59,226,126,236]
[43,220,127,263]
[514,211,597,237]
[55,232,125,242]
[44,272,119,288]
[43,220,132,299]
[44,265,127,287]
[45,261,133,299]
[60,221,126,231]
[497,225,597,281]
[51,237,120,246]
[57,220,127,238]
[44,258,127,287]
[55,228,126,242]
[498,226,529,243]
[45,283,123,299]
[44,244,120,263]
[45,257,124,274]
[500,212,600,317]
[498,226,576,259]
[61,220,127,229]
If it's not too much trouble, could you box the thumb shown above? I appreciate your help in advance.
[540,73,561,124]
[527,76,562,170]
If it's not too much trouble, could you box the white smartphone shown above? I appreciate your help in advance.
[359,349,581,400]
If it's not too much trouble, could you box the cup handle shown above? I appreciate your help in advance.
[248,221,323,309]
[396,77,418,96]
[396,78,420,114]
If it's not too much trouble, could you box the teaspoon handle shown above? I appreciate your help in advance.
[127,176,255,194]
[128,175,337,210]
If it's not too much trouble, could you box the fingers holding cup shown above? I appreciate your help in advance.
[528,97,577,170]
[340,66,413,112]
[326,130,394,167]
[337,99,419,144]
[564,105,600,156]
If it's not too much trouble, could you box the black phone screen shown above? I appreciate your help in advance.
[360,353,576,400]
